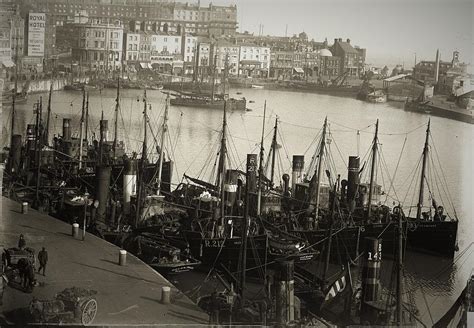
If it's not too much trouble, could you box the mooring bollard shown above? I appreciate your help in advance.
[119,250,127,266]
[72,223,79,238]
[21,202,28,214]
[161,286,171,304]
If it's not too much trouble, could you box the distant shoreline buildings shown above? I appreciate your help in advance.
[0,0,469,89]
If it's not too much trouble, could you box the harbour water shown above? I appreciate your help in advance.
[4,87,473,325]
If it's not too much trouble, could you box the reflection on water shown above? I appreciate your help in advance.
[4,87,473,324]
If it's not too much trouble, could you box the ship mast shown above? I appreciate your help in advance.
[321,176,338,290]
[217,102,228,226]
[257,101,266,215]
[367,119,379,221]
[9,35,19,160]
[313,117,327,217]
[78,89,86,169]
[85,93,89,144]
[113,77,120,160]
[416,119,430,220]
[44,83,53,145]
[135,90,148,227]
[99,111,104,165]
[156,93,169,195]
[269,117,278,187]
[396,206,404,325]
[34,98,43,205]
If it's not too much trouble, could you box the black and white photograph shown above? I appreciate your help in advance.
[0,0,472,326]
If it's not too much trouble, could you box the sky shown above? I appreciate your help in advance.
[197,0,473,70]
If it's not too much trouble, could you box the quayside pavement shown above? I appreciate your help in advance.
[0,196,209,326]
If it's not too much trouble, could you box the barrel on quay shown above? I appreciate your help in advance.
[0,196,209,326]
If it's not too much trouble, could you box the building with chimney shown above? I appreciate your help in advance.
[330,38,364,77]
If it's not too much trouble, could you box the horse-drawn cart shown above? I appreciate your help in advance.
[29,287,98,326]
[3,247,36,268]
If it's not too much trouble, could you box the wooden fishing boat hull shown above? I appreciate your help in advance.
[170,97,246,111]
[148,260,201,275]
[181,230,316,272]
[121,233,201,275]
[294,219,458,260]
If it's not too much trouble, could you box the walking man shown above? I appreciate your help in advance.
[37,247,48,276]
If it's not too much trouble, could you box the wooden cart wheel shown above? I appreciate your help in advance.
[81,298,97,326]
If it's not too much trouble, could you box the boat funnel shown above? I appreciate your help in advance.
[62,118,71,140]
[123,158,137,215]
[347,156,360,204]
[224,169,239,207]
[9,134,22,174]
[95,165,112,223]
[100,120,109,142]
[291,155,304,192]
[360,238,382,324]
[26,124,36,151]
[246,154,258,193]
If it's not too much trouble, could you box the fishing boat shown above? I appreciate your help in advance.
[251,84,264,89]
[121,232,201,275]
[288,119,458,260]
[170,92,246,111]
[167,103,316,273]
[432,269,474,327]
[64,82,85,91]
[366,90,387,103]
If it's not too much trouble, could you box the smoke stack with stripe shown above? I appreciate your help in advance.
[62,118,71,140]
[291,155,304,192]
[123,158,137,215]
[224,169,239,207]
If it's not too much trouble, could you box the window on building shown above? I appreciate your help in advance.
[134,44,137,50]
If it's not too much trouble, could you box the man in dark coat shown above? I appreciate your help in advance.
[37,247,48,276]
[18,234,26,249]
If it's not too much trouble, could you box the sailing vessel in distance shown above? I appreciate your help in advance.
[169,53,246,110]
